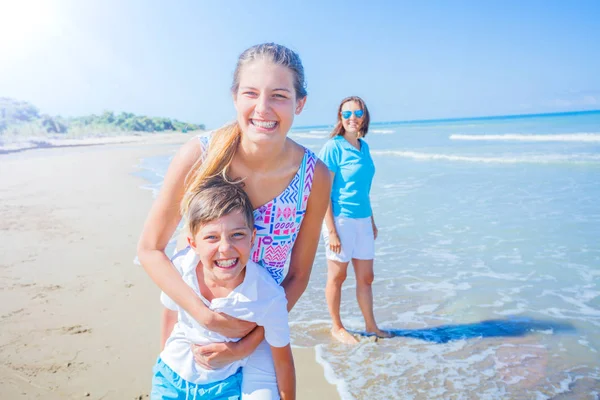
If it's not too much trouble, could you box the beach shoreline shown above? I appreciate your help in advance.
[0,135,338,399]
[0,132,199,155]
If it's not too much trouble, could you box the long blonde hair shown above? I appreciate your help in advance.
[181,43,307,216]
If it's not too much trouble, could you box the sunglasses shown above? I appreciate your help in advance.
[341,109,364,119]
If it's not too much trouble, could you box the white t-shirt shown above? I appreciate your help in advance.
[160,248,290,384]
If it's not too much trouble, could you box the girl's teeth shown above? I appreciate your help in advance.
[215,259,237,267]
[252,120,276,129]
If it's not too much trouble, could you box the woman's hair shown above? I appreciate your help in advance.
[186,175,255,236]
[330,96,371,139]
[182,43,307,216]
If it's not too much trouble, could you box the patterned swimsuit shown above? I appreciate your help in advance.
[198,134,317,284]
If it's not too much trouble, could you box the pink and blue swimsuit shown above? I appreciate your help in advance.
[198,134,317,284]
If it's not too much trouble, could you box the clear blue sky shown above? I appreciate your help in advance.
[1,0,599,128]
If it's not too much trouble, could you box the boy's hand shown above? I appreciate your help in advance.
[205,311,256,338]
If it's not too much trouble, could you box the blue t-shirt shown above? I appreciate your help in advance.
[318,135,375,218]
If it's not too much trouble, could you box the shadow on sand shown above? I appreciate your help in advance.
[350,317,575,343]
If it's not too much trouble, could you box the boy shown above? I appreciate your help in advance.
[152,176,294,399]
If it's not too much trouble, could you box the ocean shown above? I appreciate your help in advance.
[137,110,600,399]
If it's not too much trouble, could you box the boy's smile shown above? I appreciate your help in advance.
[214,258,239,269]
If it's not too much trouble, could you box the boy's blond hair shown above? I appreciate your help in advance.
[185,176,254,236]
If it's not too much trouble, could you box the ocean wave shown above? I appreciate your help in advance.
[450,133,600,142]
[371,129,395,134]
[371,150,600,164]
[290,132,328,139]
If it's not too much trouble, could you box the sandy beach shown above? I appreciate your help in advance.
[0,134,338,399]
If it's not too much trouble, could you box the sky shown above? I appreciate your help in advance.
[1,0,599,128]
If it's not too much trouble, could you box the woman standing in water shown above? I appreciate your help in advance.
[137,43,331,399]
[319,96,390,344]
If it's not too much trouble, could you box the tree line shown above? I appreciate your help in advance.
[0,97,205,135]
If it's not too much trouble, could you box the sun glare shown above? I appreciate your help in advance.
[0,0,55,57]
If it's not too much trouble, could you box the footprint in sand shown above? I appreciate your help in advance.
[31,284,63,300]
[60,325,92,335]
[7,360,87,378]
[1,308,27,320]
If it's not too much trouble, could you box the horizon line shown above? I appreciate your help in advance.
[292,109,600,130]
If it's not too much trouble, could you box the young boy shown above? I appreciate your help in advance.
[152,176,295,399]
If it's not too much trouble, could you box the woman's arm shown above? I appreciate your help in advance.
[271,344,296,400]
[370,214,378,240]
[137,139,254,338]
[323,171,341,254]
[281,160,332,310]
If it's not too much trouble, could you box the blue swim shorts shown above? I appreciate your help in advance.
[151,357,242,400]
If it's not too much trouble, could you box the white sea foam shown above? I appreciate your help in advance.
[315,344,354,400]
[417,304,439,313]
[371,129,395,134]
[371,150,600,164]
[313,334,578,399]
[450,133,600,142]
[290,132,328,139]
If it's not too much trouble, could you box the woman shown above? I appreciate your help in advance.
[137,43,331,399]
[319,96,390,344]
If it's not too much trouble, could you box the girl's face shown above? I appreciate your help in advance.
[234,59,306,145]
[340,101,364,136]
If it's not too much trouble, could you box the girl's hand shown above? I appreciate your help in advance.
[328,230,342,254]
[372,223,378,240]
[191,326,265,369]
[204,311,257,338]
[191,341,244,370]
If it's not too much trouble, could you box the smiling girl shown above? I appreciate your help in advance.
[137,43,330,399]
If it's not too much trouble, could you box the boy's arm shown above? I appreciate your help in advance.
[160,307,178,351]
[271,344,296,400]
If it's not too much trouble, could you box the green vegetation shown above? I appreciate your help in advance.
[0,97,205,137]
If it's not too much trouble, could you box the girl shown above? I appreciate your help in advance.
[138,43,331,399]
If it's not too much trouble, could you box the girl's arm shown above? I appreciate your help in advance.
[160,308,178,351]
[281,160,331,310]
[271,344,296,400]
[137,139,254,338]
[192,326,265,370]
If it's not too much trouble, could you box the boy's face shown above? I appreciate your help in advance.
[188,210,255,283]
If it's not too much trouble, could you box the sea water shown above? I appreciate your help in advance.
[138,110,600,399]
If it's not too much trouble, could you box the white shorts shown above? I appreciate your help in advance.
[322,216,375,263]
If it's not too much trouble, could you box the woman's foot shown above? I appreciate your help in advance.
[366,327,392,339]
[331,327,359,344]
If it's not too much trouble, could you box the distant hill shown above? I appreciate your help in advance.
[0,97,205,136]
